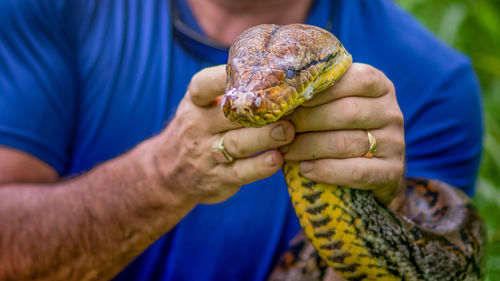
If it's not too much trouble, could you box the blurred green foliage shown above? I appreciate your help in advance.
[395,0,500,279]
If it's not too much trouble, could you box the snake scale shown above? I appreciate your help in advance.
[221,24,486,281]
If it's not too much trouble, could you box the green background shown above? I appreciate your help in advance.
[395,0,500,279]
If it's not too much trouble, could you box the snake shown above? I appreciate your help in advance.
[221,24,487,281]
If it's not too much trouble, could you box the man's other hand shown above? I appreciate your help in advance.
[148,65,295,204]
[283,63,405,205]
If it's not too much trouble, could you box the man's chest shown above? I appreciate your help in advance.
[67,1,174,174]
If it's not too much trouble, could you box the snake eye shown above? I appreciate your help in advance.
[285,67,296,79]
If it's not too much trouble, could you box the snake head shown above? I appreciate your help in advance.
[222,64,292,128]
[222,24,352,128]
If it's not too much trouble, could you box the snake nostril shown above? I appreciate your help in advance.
[235,105,251,116]
[254,96,262,107]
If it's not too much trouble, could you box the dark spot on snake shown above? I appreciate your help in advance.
[306,202,328,215]
[296,52,334,74]
[410,226,424,241]
[313,228,335,238]
[301,180,316,188]
[302,191,322,203]
[387,268,401,278]
[347,273,367,281]
[432,205,450,219]
[327,253,352,264]
[332,260,357,271]
[285,67,296,79]
[309,216,332,228]
[319,240,344,250]
[423,188,439,206]
[460,227,471,246]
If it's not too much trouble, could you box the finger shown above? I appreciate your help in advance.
[216,150,284,186]
[202,101,243,133]
[298,158,404,205]
[175,96,241,133]
[188,65,227,107]
[282,128,404,161]
[302,63,392,107]
[221,120,295,158]
[291,94,403,132]
[282,130,369,160]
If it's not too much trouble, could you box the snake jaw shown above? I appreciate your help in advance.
[221,89,257,121]
[222,86,286,127]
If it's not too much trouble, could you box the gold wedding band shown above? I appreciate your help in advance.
[363,130,377,158]
[211,134,235,164]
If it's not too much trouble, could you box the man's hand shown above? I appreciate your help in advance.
[283,63,405,205]
[149,65,295,204]
[0,65,295,281]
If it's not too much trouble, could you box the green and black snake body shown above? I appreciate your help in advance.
[221,24,486,281]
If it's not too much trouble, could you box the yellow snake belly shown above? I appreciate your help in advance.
[221,24,487,281]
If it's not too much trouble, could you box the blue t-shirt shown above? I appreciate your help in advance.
[0,0,483,280]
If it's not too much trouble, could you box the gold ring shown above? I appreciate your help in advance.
[211,134,235,164]
[363,130,377,158]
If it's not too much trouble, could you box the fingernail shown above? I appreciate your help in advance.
[265,153,277,166]
[300,161,314,173]
[279,145,290,154]
[271,124,286,141]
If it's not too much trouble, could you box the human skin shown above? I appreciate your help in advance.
[0,0,404,280]
[188,0,406,204]
[0,65,295,280]
[284,63,405,206]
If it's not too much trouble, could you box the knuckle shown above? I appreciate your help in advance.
[342,135,355,156]
[386,79,396,94]
[230,166,244,183]
[340,98,360,123]
[188,72,204,102]
[176,97,193,115]
[394,129,405,146]
[395,161,405,177]
[392,112,404,127]
[328,134,352,157]
[383,106,404,127]
[225,133,245,157]
[357,65,379,91]
[350,167,372,188]
[399,137,406,156]
[290,108,307,130]
[350,167,368,186]
[387,161,405,184]
[384,130,405,158]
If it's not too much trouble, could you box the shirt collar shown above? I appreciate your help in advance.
[171,0,335,65]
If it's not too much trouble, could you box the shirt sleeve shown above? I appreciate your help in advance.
[0,0,77,175]
[404,59,483,196]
